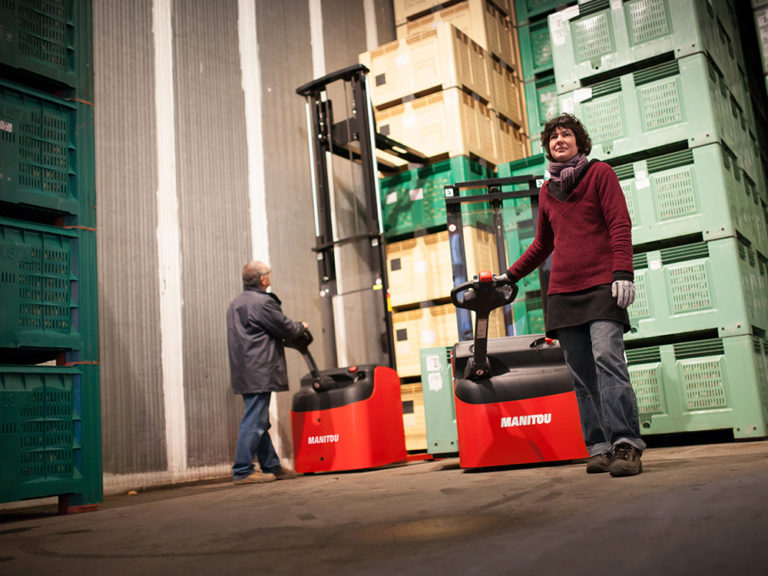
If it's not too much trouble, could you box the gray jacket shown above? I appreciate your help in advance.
[226,287,305,394]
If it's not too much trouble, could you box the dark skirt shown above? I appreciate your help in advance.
[544,284,630,339]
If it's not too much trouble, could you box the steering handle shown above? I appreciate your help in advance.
[450,271,519,315]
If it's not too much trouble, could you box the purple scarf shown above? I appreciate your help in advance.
[548,153,590,192]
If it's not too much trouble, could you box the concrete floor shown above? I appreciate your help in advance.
[1,438,767,576]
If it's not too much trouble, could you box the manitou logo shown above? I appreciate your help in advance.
[307,434,339,445]
[500,414,552,428]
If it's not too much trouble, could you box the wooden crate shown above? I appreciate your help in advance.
[396,0,517,71]
[376,86,497,165]
[387,227,497,308]
[493,114,529,165]
[488,60,525,127]
[360,22,493,109]
[393,304,460,377]
[400,382,427,451]
[393,303,506,377]
[394,0,512,26]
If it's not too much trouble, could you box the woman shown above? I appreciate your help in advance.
[503,113,645,477]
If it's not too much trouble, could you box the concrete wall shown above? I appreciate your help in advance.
[93,0,395,493]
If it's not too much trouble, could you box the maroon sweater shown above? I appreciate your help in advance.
[508,161,633,295]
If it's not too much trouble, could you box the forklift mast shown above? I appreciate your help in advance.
[296,64,427,370]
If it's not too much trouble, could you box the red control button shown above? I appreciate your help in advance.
[348,366,358,373]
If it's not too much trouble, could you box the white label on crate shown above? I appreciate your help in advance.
[649,258,662,270]
[428,372,443,392]
[550,9,573,46]
[404,114,416,128]
[409,187,423,201]
[635,170,650,189]
[0,120,11,133]
[396,53,410,68]
[758,8,768,28]
[561,5,579,20]
[425,354,441,372]
[421,330,436,345]
[386,192,398,205]
[574,88,593,103]
[404,413,416,427]
[415,260,427,274]
[610,0,622,9]
[551,22,566,47]
[561,97,574,114]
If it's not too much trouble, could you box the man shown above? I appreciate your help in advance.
[227,261,308,484]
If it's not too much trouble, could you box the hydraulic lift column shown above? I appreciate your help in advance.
[296,64,427,369]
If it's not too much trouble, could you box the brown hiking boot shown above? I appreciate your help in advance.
[586,452,612,474]
[233,471,277,485]
[608,443,643,477]
[273,467,300,480]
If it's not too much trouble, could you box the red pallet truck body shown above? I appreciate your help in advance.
[288,331,407,473]
[451,272,588,468]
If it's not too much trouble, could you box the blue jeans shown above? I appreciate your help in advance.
[557,320,646,456]
[233,392,281,479]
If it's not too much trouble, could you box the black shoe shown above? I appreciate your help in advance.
[608,443,643,477]
[586,452,612,474]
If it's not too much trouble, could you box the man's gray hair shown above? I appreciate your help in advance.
[242,261,269,288]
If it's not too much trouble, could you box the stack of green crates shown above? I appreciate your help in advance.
[0,0,101,509]
[626,335,768,439]
[496,154,548,335]
[515,0,576,154]
[379,156,494,239]
[545,0,768,439]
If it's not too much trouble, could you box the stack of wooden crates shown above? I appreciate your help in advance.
[360,0,529,450]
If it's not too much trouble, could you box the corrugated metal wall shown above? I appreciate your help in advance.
[173,0,251,469]
[94,0,167,475]
[93,0,393,492]
[253,0,318,458]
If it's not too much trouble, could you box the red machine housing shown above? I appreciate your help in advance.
[453,336,588,468]
[291,365,407,473]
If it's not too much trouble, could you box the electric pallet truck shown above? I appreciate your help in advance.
[450,272,588,468]
[287,330,407,473]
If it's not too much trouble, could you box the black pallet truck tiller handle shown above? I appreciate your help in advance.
[451,272,518,379]
[284,329,321,380]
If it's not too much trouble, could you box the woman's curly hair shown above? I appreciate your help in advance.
[540,113,592,161]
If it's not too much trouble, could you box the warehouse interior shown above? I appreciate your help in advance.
[1,0,768,573]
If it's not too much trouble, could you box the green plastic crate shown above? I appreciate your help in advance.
[497,153,548,180]
[420,347,458,455]
[0,366,83,502]
[558,54,747,168]
[627,335,768,439]
[0,217,81,352]
[379,156,493,238]
[627,236,768,340]
[522,74,557,155]
[518,19,554,82]
[0,79,79,216]
[510,295,545,335]
[515,0,576,25]
[496,154,547,293]
[611,143,767,252]
[0,0,78,88]
[549,0,747,106]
